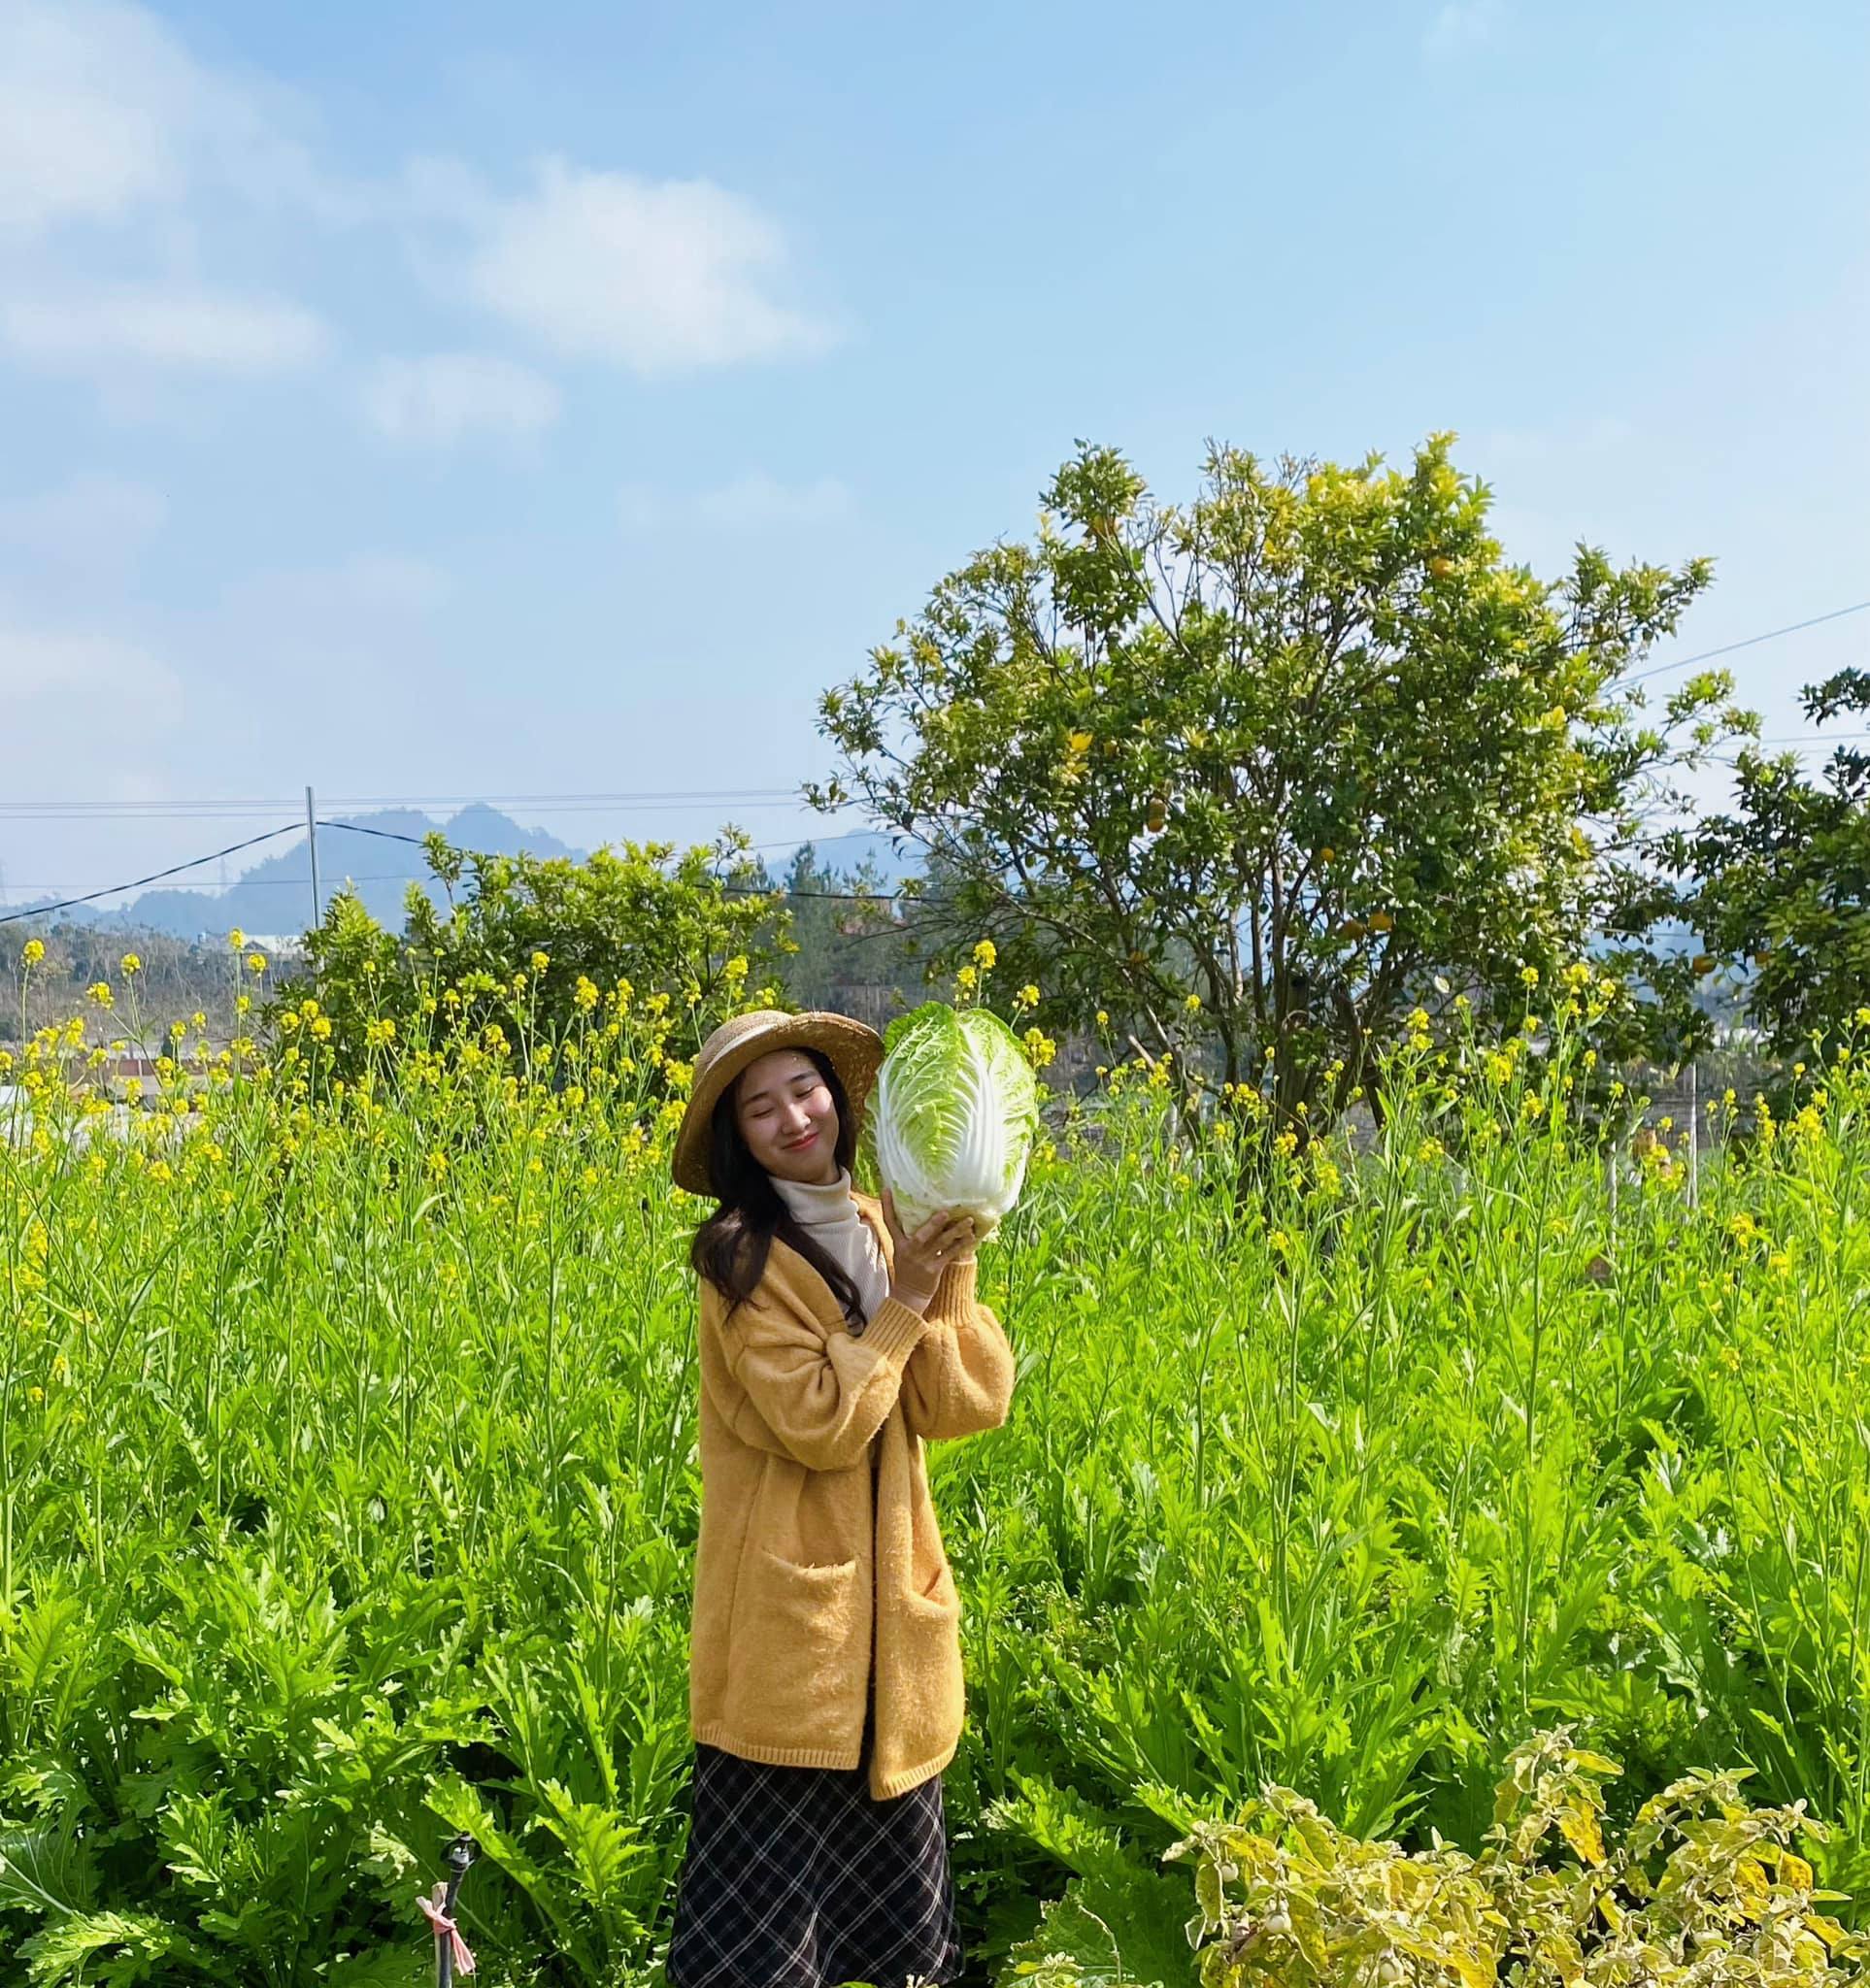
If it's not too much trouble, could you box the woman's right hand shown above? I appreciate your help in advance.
[883,1189,977,1314]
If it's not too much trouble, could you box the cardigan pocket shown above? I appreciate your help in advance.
[721,1544,868,1749]
[874,1552,965,1773]
[914,1554,958,1609]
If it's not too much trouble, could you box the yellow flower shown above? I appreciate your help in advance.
[21,938,45,966]
[1095,1009,1109,1028]
[1067,729,1092,753]
[954,964,978,994]
[530,950,550,974]
[310,1016,332,1041]
[227,927,246,950]
[120,951,142,976]
[1014,982,1040,1012]
[1184,992,1202,1013]
[86,981,114,1009]
[972,939,996,970]
[248,951,267,974]
[574,975,600,1012]
[1519,965,1540,988]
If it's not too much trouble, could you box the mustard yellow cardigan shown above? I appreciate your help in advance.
[687,1190,1018,1800]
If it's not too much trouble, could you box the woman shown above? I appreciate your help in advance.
[661,1008,1018,1988]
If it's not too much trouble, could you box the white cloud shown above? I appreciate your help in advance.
[1,282,328,373]
[222,553,452,622]
[451,156,837,375]
[0,0,351,235]
[0,617,181,714]
[1425,0,1503,57]
[619,473,852,534]
[0,472,168,563]
[694,472,851,527]
[363,352,561,445]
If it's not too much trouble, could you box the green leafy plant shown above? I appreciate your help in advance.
[6,945,1870,1982]
[1157,1729,1866,1987]
[814,435,1752,1147]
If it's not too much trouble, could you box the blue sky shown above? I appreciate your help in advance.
[2,0,1866,913]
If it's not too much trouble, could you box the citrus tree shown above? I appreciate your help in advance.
[813,434,1746,1134]
[1671,667,1870,1056]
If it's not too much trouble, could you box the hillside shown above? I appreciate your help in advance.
[8,807,587,942]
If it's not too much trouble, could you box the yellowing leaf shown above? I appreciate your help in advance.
[1556,1802,1606,1869]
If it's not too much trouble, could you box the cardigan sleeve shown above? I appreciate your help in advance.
[715,1275,931,1474]
[897,1258,1018,1443]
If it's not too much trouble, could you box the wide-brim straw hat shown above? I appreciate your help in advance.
[671,1009,885,1197]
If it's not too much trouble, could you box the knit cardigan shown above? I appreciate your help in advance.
[687,1189,1018,1800]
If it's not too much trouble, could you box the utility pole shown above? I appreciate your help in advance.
[305,785,322,933]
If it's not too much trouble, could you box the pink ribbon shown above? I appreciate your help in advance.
[418,1885,477,1976]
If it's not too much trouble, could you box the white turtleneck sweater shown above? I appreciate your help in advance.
[771,1167,891,1325]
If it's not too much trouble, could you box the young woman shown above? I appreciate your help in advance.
[661,1008,1018,1988]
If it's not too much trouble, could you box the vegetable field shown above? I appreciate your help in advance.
[4,973,1870,1987]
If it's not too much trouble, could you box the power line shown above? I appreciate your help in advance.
[1625,599,1870,684]
[0,814,888,927]
[0,793,847,824]
[1756,728,1870,745]
[3,873,436,893]
[0,824,303,927]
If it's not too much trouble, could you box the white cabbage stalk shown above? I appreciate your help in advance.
[872,1004,1040,1241]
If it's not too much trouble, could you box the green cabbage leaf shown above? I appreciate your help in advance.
[872,1003,1040,1240]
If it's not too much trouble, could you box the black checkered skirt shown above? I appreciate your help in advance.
[663,1687,963,1988]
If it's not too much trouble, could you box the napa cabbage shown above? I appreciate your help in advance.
[872,1003,1040,1240]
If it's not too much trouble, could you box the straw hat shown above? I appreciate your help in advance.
[671,1009,885,1197]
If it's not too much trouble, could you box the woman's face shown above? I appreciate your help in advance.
[734,1048,842,1185]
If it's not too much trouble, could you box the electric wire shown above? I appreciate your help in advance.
[0,824,305,928]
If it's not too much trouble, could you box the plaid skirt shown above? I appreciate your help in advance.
[663,1677,964,1988]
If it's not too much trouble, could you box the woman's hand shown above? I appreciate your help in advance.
[882,1189,977,1314]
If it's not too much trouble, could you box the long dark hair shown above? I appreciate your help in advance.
[689,1047,869,1332]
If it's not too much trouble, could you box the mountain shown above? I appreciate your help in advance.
[10,807,586,941]
[781,830,923,886]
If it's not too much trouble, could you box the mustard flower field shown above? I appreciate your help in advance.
[4,950,1870,1986]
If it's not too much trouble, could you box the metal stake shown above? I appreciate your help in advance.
[437,1833,478,1987]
